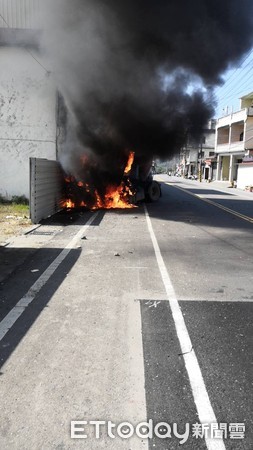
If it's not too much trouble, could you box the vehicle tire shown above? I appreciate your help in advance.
[146,181,161,202]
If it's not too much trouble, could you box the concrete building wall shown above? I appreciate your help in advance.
[240,93,253,109]
[231,121,244,142]
[217,126,229,145]
[204,130,215,149]
[222,156,230,180]
[0,47,57,199]
[0,0,42,29]
[237,164,253,190]
[216,92,253,183]
[245,116,253,149]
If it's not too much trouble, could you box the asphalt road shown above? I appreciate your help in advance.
[0,175,252,450]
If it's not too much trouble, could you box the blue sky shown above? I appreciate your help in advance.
[213,48,253,119]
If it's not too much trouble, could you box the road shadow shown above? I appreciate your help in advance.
[146,182,253,230]
[0,245,81,371]
[39,208,106,227]
[0,210,105,284]
[0,207,140,371]
[0,209,109,369]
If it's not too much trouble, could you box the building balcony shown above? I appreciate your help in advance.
[217,107,253,127]
[216,141,245,154]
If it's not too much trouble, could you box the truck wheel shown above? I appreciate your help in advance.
[146,181,161,202]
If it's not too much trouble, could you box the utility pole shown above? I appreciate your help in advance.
[198,139,203,182]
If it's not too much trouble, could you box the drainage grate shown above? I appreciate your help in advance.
[31,231,55,236]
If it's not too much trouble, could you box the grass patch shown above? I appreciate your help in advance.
[0,203,29,216]
[0,201,31,243]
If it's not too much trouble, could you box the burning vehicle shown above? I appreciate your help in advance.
[61,151,161,210]
[35,0,253,220]
[128,157,161,204]
[28,1,253,224]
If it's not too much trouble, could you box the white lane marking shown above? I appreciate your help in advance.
[178,298,253,303]
[144,205,226,450]
[147,297,253,303]
[0,212,99,342]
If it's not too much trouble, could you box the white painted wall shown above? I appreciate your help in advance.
[0,0,42,29]
[0,47,57,199]
[204,130,215,149]
[244,116,253,149]
[240,94,253,109]
[237,164,253,190]
[217,109,247,128]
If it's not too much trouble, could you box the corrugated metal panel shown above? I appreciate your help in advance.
[0,0,42,29]
[30,157,64,224]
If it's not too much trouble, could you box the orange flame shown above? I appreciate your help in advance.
[62,151,136,210]
[65,176,74,183]
[64,199,75,208]
[92,183,135,209]
[90,151,136,209]
[124,151,135,174]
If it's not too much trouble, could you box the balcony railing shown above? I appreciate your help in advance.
[216,141,245,153]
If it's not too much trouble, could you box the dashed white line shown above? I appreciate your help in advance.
[0,212,99,342]
[144,204,226,450]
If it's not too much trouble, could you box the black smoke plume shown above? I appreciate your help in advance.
[41,0,253,186]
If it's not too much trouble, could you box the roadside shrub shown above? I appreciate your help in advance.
[0,194,9,204]
[11,195,29,205]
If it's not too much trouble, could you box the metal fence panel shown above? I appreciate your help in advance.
[30,157,63,224]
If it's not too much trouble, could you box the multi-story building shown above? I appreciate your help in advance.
[215,92,253,185]
[179,119,216,180]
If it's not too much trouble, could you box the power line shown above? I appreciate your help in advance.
[215,48,253,94]
[217,65,253,99]
[213,48,253,117]
[216,66,253,104]
[215,66,253,101]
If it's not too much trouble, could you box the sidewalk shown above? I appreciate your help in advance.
[0,222,63,284]
[198,179,253,200]
[0,209,83,284]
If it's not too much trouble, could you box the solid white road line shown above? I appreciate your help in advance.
[144,205,226,450]
[0,212,99,342]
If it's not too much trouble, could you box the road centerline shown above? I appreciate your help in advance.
[165,181,253,224]
[144,204,226,450]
